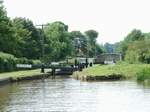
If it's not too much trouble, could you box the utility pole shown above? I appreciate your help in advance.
[36,24,48,63]
[36,24,48,73]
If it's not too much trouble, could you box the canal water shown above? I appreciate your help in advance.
[0,77,150,112]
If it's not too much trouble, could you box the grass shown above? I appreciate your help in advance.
[1,63,150,82]
[0,69,45,80]
[73,63,150,80]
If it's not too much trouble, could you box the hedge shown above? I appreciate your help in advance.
[0,52,42,72]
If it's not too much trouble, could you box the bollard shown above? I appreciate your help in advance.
[79,64,83,71]
[89,63,93,67]
[41,65,45,73]
[52,68,55,75]
[85,58,88,68]
[75,59,78,66]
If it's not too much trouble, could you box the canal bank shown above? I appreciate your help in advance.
[0,69,50,86]
[0,63,150,86]
[72,63,150,81]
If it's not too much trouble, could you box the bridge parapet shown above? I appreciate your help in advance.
[94,53,122,64]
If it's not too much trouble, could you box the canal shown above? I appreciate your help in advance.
[0,77,150,112]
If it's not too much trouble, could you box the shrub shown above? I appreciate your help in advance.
[0,52,17,72]
[0,52,42,72]
[137,67,150,81]
[31,60,42,65]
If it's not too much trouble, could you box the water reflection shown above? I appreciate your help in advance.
[0,78,150,112]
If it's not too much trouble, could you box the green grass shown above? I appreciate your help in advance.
[74,63,150,80]
[0,69,44,80]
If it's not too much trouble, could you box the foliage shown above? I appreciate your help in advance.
[12,17,42,59]
[114,29,144,55]
[112,29,150,64]
[0,2,103,69]
[85,30,99,57]
[70,31,88,56]
[137,67,150,82]
[0,1,18,55]
[125,40,150,63]
[0,52,41,72]
[44,21,72,62]
[0,52,17,72]
[103,43,114,53]
[95,43,103,54]
[85,30,99,45]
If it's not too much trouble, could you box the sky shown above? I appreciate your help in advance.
[3,0,150,44]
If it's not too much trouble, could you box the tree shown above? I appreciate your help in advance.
[85,30,98,45]
[70,31,88,56]
[104,43,114,53]
[0,1,18,55]
[95,43,103,55]
[125,40,150,63]
[44,21,72,62]
[114,29,144,58]
[125,29,144,42]
[85,30,99,57]
[12,17,42,59]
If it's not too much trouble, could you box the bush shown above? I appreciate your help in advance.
[137,67,150,81]
[0,52,17,72]
[0,52,42,72]
[32,60,42,65]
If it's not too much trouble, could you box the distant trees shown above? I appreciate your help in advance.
[85,30,99,57]
[125,40,150,63]
[69,30,103,57]
[103,29,150,64]
[115,29,144,54]
[70,31,88,56]
[103,43,114,53]
[113,29,150,64]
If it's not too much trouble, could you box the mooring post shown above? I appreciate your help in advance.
[52,68,55,76]
[85,58,88,68]
[79,63,83,71]
[41,64,45,73]
[89,63,93,67]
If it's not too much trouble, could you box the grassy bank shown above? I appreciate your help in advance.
[0,69,49,82]
[73,63,150,81]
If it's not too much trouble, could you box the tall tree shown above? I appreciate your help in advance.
[70,31,88,57]
[114,29,144,56]
[12,17,42,59]
[44,21,72,62]
[85,30,99,57]
[0,1,18,55]
[125,40,150,64]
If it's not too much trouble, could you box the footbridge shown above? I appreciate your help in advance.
[94,53,122,64]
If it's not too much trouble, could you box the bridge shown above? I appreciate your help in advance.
[94,53,122,64]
